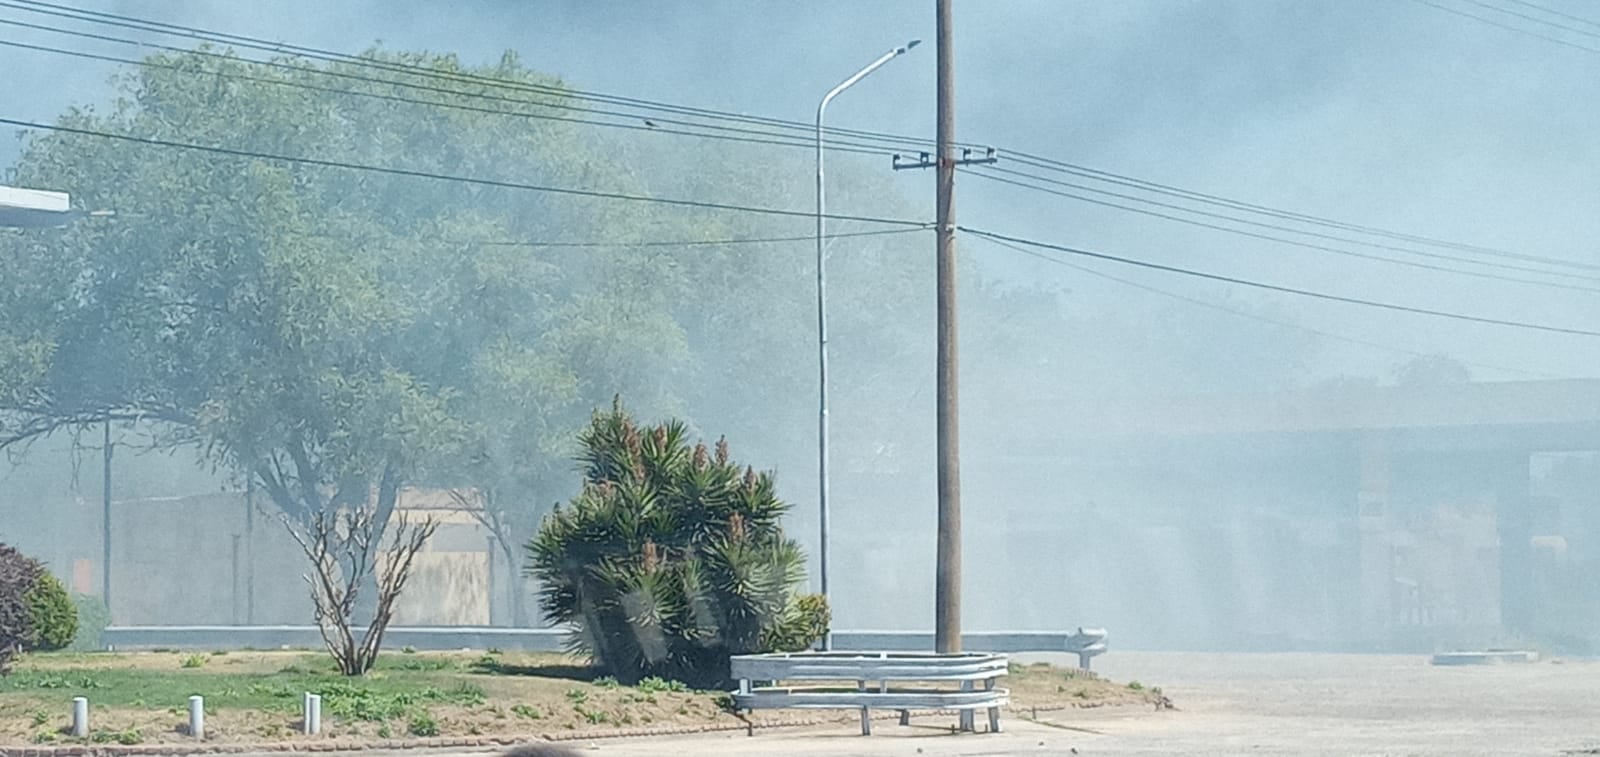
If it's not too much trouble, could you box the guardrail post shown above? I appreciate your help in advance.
[303,692,322,735]
[959,680,975,732]
[71,696,89,738]
[737,678,751,737]
[188,695,204,740]
[1066,627,1108,671]
[985,677,1000,733]
[857,679,870,735]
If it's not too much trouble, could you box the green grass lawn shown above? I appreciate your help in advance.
[3,651,485,713]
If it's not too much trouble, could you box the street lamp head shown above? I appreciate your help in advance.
[899,39,923,54]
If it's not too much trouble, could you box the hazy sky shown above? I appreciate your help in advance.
[4,0,1600,383]
[8,0,1600,640]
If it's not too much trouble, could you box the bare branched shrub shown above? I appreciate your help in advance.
[284,508,439,676]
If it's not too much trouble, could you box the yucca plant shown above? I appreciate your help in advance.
[528,398,827,688]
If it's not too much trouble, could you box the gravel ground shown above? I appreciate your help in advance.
[1038,650,1600,755]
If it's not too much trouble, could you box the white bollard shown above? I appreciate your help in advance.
[303,693,322,735]
[71,696,89,738]
[188,695,204,740]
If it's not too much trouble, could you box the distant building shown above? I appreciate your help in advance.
[980,379,1600,652]
[829,379,1600,653]
[50,487,523,628]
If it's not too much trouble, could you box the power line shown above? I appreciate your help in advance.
[1411,0,1600,54]
[0,117,927,227]
[960,226,1600,338]
[1002,151,1600,274]
[1458,0,1600,39]
[14,0,1596,291]
[16,0,1590,283]
[971,232,1560,379]
[964,167,1600,293]
[0,18,904,158]
[477,227,928,248]
[2,0,973,153]
[972,164,1600,282]
[1502,0,1600,29]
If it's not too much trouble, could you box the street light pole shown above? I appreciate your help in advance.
[816,40,919,650]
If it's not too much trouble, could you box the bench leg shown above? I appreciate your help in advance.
[858,680,871,736]
[738,678,753,736]
[985,677,1000,733]
[899,709,910,726]
[960,678,972,732]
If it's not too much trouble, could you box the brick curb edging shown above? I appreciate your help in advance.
[0,701,1161,756]
[0,716,845,756]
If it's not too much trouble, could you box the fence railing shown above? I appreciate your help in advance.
[101,626,1097,654]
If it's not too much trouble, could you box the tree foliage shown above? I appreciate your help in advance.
[0,48,688,527]
[528,399,827,687]
[22,574,76,652]
[0,46,711,668]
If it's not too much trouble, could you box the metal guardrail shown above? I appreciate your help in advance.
[730,651,1009,736]
[1430,650,1539,666]
[1065,626,1109,670]
[102,625,570,652]
[100,626,1096,654]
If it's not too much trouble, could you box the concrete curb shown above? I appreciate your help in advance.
[0,717,843,756]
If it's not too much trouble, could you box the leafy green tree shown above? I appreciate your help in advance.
[528,399,827,687]
[0,48,691,530]
[0,47,710,660]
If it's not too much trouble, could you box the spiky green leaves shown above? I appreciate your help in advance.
[527,400,826,687]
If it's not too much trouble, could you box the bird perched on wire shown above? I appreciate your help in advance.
[643,119,658,128]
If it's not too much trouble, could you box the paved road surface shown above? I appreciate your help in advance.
[262,652,1600,756]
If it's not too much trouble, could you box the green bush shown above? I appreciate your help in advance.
[0,543,47,674]
[528,398,818,689]
[68,595,111,652]
[761,592,831,653]
[407,712,439,737]
[23,574,77,651]
[0,545,83,672]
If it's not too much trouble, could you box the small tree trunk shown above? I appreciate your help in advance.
[284,505,437,677]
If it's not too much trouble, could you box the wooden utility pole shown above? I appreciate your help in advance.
[933,0,961,656]
[893,0,994,657]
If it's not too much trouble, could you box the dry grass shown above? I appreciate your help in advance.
[0,650,1158,746]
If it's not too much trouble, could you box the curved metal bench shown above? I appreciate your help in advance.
[730,651,1009,735]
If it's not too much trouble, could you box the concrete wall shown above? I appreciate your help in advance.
[80,491,503,627]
